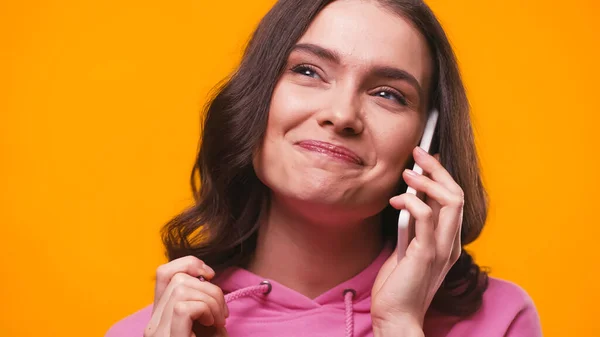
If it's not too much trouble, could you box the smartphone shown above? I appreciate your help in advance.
[397,109,439,261]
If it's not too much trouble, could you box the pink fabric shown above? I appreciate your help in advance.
[105,246,542,337]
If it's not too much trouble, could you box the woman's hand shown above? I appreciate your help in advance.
[144,256,229,337]
[371,147,464,336]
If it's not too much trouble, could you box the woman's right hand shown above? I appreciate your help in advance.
[144,256,229,337]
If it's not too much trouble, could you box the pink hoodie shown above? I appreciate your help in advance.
[105,246,542,337]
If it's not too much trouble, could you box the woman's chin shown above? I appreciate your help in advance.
[271,186,383,220]
[274,182,351,205]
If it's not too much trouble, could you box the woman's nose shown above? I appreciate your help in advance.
[316,93,364,136]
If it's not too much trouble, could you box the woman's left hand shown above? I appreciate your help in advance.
[371,146,464,336]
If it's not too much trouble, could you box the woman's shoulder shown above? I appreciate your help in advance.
[461,276,542,336]
[427,277,542,337]
[104,304,153,337]
[483,276,536,308]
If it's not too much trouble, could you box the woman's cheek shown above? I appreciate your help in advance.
[270,81,325,124]
[371,122,420,175]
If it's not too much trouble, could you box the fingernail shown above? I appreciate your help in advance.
[404,169,418,177]
[203,264,215,274]
[417,146,429,155]
[224,303,230,318]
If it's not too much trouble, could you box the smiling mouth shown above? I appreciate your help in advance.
[295,140,363,165]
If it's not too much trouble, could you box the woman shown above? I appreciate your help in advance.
[107,0,541,336]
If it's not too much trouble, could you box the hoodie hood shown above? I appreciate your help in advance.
[210,244,394,337]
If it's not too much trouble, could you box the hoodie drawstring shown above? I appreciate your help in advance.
[216,278,356,337]
[343,289,356,337]
[224,280,272,303]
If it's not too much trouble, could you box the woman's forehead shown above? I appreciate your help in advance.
[295,0,432,84]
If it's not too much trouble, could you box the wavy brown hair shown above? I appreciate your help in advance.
[161,0,489,317]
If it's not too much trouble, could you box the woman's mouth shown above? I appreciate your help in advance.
[295,140,363,165]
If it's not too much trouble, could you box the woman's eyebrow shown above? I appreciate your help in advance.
[292,43,341,64]
[371,66,423,101]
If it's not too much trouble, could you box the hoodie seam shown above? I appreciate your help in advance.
[231,306,369,323]
[244,292,372,312]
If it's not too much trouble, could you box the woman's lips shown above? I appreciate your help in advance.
[296,140,363,165]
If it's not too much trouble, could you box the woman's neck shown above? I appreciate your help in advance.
[246,196,384,299]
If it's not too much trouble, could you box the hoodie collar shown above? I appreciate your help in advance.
[213,243,393,311]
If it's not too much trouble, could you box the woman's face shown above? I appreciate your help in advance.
[254,0,433,222]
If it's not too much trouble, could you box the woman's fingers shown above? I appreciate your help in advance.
[151,279,227,337]
[450,222,462,264]
[161,282,226,327]
[397,149,464,259]
[401,165,461,209]
[412,147,464,198]
[156,273,226,328]
[148,257,219,335]
[155,256,215,303]
[196,278,228,318]
[147,256,227,337]
[170,301,207,337]
[170,300,221,337]
[435,203,463,260]
[390,193,435,254]
[390,150,464,271]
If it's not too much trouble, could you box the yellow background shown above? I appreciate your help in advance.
[1,0,598,336]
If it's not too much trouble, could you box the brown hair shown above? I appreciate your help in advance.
[161,0,489,317]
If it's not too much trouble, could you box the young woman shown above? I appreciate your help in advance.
[106,0,542,336]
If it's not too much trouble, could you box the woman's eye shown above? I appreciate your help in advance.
[375,90,408,106]
[291,65,320,79]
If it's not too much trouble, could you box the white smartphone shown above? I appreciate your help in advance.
[397,109,439,261]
